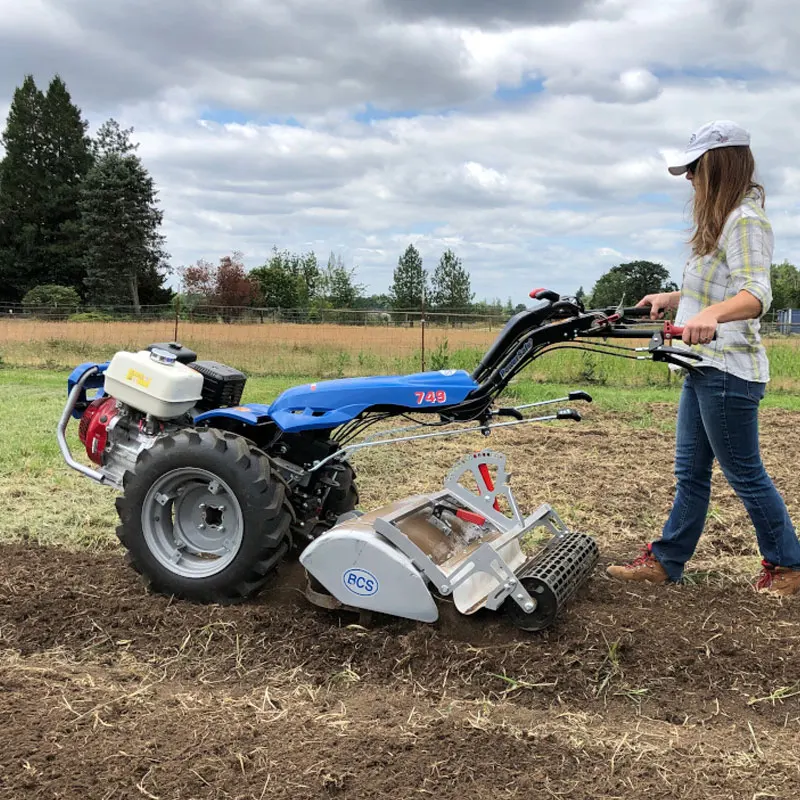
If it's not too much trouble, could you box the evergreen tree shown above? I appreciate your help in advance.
[430,249,473,312]
[0,75,47,301]
[389,244,427,310]
[0,74,92,301]
[79,120,169,312]
[39,76,93,291]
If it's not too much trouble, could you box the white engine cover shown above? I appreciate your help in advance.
[300,526,439,623]
[104,350,204,419]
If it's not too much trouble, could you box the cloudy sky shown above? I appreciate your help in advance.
[1,0,798,304]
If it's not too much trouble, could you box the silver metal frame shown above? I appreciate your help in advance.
[56,366,109,485]
[371,492,567,614]
[362,449,573,614]
[308,405,579,473]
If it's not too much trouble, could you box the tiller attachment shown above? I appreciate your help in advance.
[300,451,599,632]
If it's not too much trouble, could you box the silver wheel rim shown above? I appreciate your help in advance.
[141,467,245,579]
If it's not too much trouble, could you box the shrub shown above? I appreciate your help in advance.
[22,285,81,318]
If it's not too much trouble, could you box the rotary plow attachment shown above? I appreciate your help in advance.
[300,450,599,632]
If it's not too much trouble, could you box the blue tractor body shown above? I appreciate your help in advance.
[68,361,479,432]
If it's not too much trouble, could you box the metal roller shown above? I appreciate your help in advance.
[503,531,600,631]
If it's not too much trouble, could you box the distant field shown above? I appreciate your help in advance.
[2,317,800,390]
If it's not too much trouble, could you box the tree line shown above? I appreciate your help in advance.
[0,75,170,312]
[2,74,798,320]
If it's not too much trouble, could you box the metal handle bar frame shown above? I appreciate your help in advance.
[56,366,110,484]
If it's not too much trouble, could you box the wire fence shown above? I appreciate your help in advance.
[0,303,511,377]
[1,302,798,379]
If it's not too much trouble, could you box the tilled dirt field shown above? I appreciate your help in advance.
[1,405,799,799]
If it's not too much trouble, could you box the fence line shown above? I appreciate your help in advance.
[1,302,798,379]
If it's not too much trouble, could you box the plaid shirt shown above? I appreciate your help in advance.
[673,191,773,382]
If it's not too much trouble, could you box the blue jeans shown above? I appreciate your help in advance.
[650,367,800,582]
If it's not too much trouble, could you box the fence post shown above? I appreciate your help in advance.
[420,291,426,372]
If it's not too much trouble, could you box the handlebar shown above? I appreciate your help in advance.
[524,288,718,345]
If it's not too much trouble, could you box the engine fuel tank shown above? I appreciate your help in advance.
[104,349,204,419]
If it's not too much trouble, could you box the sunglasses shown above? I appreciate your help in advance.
[686,156,702,175]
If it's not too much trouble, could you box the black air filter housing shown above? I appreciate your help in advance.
[189,361,247,411]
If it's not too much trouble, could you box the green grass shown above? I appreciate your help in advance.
[1,364,799,552]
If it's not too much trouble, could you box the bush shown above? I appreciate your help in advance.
[22,285,81,318]
[68,311,114,322]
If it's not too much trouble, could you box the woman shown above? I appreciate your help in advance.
[606,120,800,596]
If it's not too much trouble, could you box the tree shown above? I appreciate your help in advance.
[250,262,304,308]
[178,259,216,303]
[351,293,393,310]
[430,249,474,313]
[178,253,259,311]
[389,244,427,310]
[250,247,319,308]
[770,261,800,310]
[588,261,678,309]
[22,284,81,318]
[317,252,364,307]
[214,253,260,308]
[0,76,47,301]
[80,120,169,312]
[0,74,93,302]
[39,76,94,292]
[575,286,586,305]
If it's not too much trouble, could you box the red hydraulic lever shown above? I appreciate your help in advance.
[478,462,501,512]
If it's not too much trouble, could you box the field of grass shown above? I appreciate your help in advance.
[3,364,800,554]
[3,356,800,798]
[3,317,800,391]
[2,361,800,799]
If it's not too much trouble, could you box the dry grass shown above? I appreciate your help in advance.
[0,317,496,377]
[4,317,800,391]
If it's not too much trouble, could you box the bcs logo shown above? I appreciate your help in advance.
[343,568,379,597]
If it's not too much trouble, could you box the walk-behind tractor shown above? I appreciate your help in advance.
[57,290,704,632]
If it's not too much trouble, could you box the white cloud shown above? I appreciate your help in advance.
[0,0,798,304]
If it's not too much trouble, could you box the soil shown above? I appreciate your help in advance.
[2,404,800,799]
[1,540,798,800]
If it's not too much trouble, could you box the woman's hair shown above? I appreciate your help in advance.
[689,145,765,256]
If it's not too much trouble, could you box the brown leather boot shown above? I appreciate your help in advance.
[606,545,668,584]
[756,561,800,596]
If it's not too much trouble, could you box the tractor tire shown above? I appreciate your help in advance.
[115,428,293,604]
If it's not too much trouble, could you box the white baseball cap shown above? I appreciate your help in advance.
[667,120,751,175]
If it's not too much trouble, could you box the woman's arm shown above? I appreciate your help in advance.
[683,213,772,345]
[682,290,763,345]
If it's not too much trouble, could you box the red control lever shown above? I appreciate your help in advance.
[478,462,501,512]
